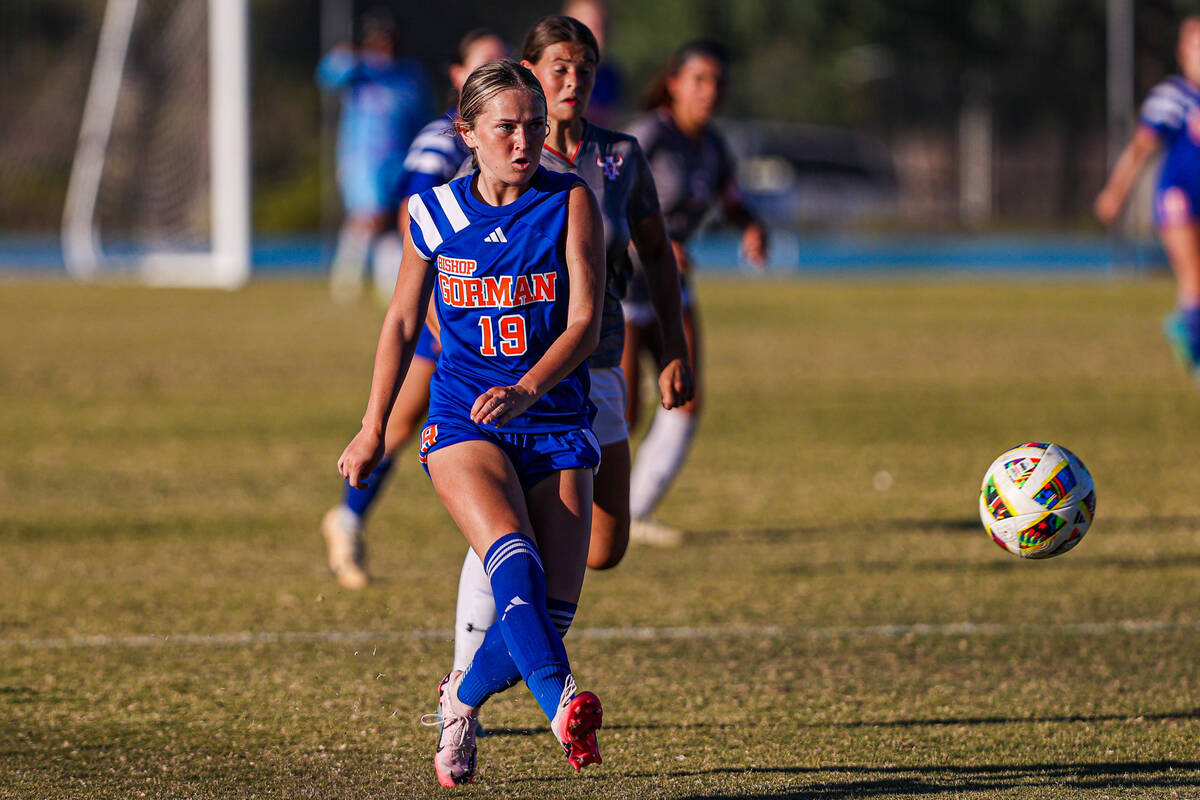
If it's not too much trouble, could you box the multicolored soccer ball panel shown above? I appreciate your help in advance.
[978,442,1095,559]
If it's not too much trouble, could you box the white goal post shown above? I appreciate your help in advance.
[62,0,251,289]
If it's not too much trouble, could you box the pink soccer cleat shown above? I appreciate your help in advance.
[424,671,478,787]
[550,676,603,770]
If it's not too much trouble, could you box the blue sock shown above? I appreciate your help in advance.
[461,533,571,720]
[1181,305,1200,363]
[457,597,576,708]
[342,457,393,519]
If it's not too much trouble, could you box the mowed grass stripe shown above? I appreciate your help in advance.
[6,618,1200,650]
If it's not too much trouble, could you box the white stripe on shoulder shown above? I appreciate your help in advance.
[407,194,441,257]
[412,132,461,154]
[433,183,471,232]
[404,150,454,175]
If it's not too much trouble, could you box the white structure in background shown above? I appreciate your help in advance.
[62,0,250,289]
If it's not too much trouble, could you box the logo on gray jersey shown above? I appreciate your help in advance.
[597,154,624,180]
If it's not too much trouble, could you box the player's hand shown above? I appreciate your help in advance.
[471,385,537,427]
[1094,189,1123,227]
[657,357,695,409]
[338,428,385,489]
[741,223,768,271]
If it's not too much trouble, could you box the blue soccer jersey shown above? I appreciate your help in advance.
[398,111,472,199]
[1140,75,1200,225]
[407,166,594,434]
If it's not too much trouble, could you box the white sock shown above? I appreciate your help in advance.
[452,547,496,673]
[329,225,372,303]
[629,406,696,520]
[371,232,403,302]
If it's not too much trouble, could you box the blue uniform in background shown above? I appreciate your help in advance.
[317,49,432,215]
[407,167,599,489]
[399,111,472,199]
[1139,75,1200,228]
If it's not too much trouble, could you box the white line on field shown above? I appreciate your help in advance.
[2,619,1199,650]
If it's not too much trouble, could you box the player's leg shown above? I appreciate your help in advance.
[330,158,383,304]
[322,345,436,589]
[588,439,630,569]
[1159,218,1200,374]
[451,366,627,677]
[586,365,632,570]
[524,466,602,769]
[424,438,533,786]
[628,299,702,542]
[428,439,584,717]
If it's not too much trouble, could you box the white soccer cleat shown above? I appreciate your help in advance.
[423,671,479,787]
[550,675,603,770]
[629,517,685,548]
[321,505,369,590]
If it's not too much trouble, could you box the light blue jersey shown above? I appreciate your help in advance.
[408,167,594,434]
[317,49,432,213]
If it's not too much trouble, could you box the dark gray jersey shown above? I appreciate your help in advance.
[541,122,660,369]
[625,109,736,244]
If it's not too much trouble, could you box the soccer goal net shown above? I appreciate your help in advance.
[62,0,250,288]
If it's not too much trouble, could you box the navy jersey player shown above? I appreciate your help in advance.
[621,41,767,543]
[321,30,508,591]
[317,9,432,302]
[338,60,605,786]
[442,15,694,684]
[1097,15,1200,380]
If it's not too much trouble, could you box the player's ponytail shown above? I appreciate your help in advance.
[456,59,547,169]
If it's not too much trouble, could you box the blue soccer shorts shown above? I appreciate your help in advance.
[1155,183,1200,229]
[419,419,601,492]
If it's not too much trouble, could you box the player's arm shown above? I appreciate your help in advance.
[339,233,436,487]
[630,210,694,409]
[396,199,442,342]
[719,179,768,270]
[472,183,605,427]
[1095,124,1161,226]
[316,45,358,89]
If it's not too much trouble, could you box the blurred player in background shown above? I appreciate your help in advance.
[561,0,621,127]
[622,40,768,544]
[443,14,693,683]
[337,59,606,786]
[317,8,432,303]
[1097,14,1200,381]
[321,29,508,590]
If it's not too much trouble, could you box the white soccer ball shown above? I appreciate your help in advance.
[979,442,1096,559]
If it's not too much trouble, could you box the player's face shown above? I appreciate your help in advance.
[459,37,510,89]
[1179,21,1200,84]
[461,88,548,185]
[524,42,596,125]
[668,55,724,131]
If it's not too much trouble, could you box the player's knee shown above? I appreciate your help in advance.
[587,518,629,570]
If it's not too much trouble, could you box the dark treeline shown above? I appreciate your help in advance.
[1,0,1197,231]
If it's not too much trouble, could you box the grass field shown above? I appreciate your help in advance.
[3,274,1200,799]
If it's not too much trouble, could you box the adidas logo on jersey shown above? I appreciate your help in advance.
[484,226,507,243]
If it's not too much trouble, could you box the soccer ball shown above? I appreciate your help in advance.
[979,442,1096,559]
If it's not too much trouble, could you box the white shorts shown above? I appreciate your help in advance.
[588,366,629,446]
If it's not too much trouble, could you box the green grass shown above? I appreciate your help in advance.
[3,274,1200,799]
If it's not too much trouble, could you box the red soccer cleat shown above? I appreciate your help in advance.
[550,676,603,770]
